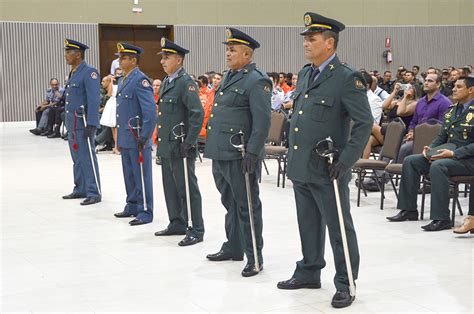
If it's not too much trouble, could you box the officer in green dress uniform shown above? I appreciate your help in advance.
[153,38,205,247]
[276,13,372,309]
[203,28,272,277]
[387,76,474,230]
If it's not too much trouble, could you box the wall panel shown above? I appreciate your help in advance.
[0,22,99,122]
[175,25,474,76]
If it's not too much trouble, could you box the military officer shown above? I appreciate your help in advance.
[153,38,205,246]
[62,39,102,205]
[276,13,372,309]
[387,76,474,230]
[113,43,155,226]
[204,28,272,277]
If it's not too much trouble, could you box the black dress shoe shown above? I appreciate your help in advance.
[178,235,203,247]
[241,262,263,277]
[154,228,186,236]
[40,130,52,136]
[29,128,43,135]
[331,291,355,308]
[386,210,418,222]
[47,132,61,138]
[80,197,101,205]
[206,249,243,261]
[421,220,452,231]
[62,192,85,199]
[129,218,150,226]
[114,211,135,218]
[277,277,321,290]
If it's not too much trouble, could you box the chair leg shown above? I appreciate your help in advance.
[380,176,385,210]
[451,183,458,227]
[282,155,287,188]
[420,176,426,220]
[262,159,269,175]
[276,157,281,188]
[357,170,362,207]
[390,177,399,199]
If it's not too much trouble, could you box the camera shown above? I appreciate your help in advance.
[399,83,412,91]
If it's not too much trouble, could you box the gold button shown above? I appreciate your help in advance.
[158,112,162,115]
[299,110,303,115]
[66,93,69,96]
[321,100,325,104]
[294,127,299,132]
[235,89,238,92]
[450,134,453,137]
[158,125,161,129]
[117,125,120,128]
[160,99,163,102]
[66,110,69,113]
[65,102,69,105]
[158,138,161,141]
[208,126,212,130]
[116,114,119,117]
[125,95,128,98]
[230,128,233,132]
[214,103,218,107]
[451,125,454,128]
[304,94,308,98]
[119,93,121,96]
[219,92,223,95]
[210,114,214,118]
[293,145,298,150]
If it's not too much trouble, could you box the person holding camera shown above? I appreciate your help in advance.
[387,76,474,231]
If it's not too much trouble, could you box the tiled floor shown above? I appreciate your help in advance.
[1,122,472,313]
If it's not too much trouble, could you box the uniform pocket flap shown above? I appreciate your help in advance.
[312,95,333,106]
[231,87,246,95]
[221,124,242,134]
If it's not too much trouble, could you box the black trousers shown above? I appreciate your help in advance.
[470,177,474,216]
[47,106,64,131]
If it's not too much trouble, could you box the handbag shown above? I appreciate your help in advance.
[100,96,117,127]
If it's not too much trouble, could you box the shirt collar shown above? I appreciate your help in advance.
[459,98,474,110]
[168,67,183,82]
[312,53,336,74]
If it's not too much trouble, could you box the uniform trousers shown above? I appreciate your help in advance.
[212,159,263,264]
[397,154,474,220]
[161,156,204,239]
[291,172,359,292]
[120,147,153,222]
[67,129,101,198]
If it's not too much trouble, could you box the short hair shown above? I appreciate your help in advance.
[459,76,474,88]
[198,75,208,85]
[321,30,339,49]
[405,71,415,76]
[383,70,392,75]
[427,72,442,84]
[412,65,420,71]
[361,72,372,87]
[50,78,59,84]
[213,73,222,78]
[194,79,202,89]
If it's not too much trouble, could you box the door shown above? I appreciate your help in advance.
[99,24,173,81]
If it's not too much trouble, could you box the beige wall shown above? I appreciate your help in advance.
[1,0,473,25]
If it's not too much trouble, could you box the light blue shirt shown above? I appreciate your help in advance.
[311,53,336,82]
[167,67,183,83]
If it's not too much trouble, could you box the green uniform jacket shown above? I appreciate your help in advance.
[287,55,372,183]
[156,68,204,158]
[204,63,272,160]
[431,103,474,171]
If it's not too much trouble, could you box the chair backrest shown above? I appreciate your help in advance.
[380,120,405,160]
[413,123,443,154]
[267,111,287,144]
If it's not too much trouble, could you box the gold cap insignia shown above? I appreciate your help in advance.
[355,79,364,89]
[161,37,166,47]
[225,28,232,39]
[264,85,271,93]
[64,39,69,46]
[117,43,124,52]
[304,14,312,27]
[329,64,334,70]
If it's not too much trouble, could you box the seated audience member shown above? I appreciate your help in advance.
[206,72,222,107]
[29,78,64,135]
[198,75,210,99]
[44,93,66,138]
[383,83,419,128]
[268,72,284,111]
[95,75,115,152]
[282,73,298,115]
[412,65,424,84]
[453,177,474,234]
[278,72,291,94]
[285,72,294,91]
[361,77,402,159]
[396,72,452,163]
[152,79,162,164]
[379,70,394,93]
[387,77,474,231]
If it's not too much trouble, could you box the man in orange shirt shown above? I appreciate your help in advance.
[279,72,292,94]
